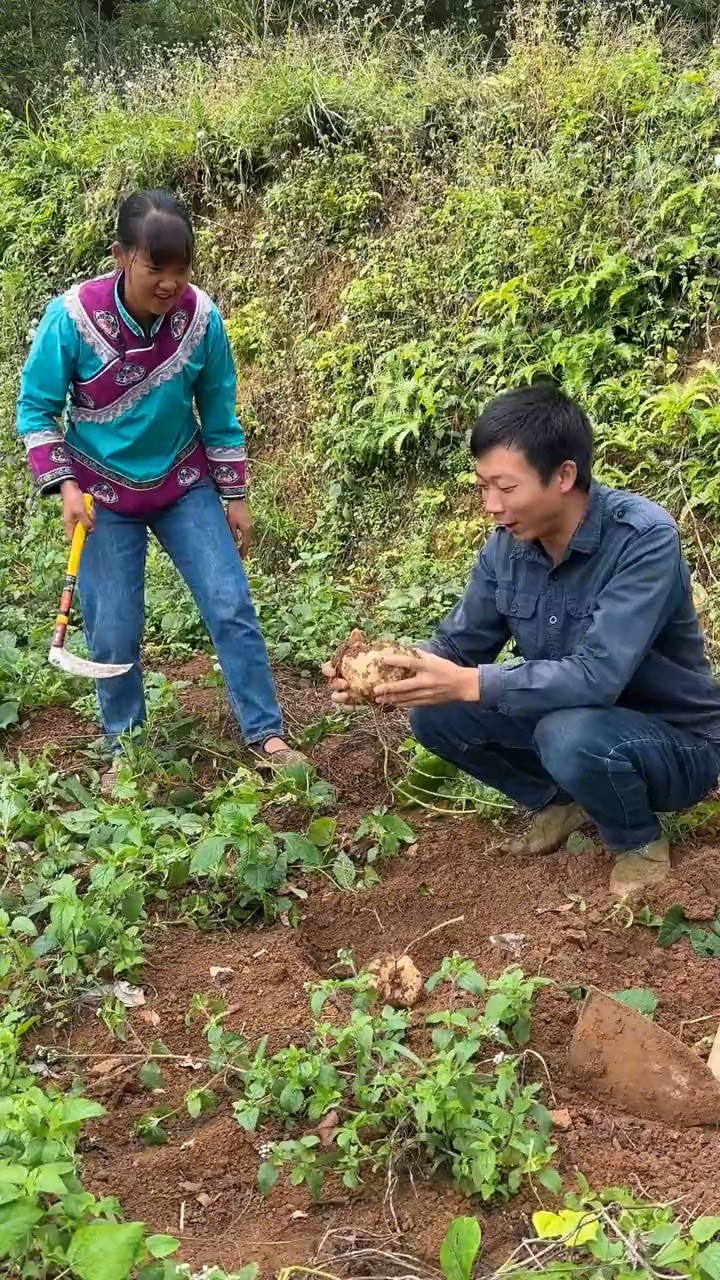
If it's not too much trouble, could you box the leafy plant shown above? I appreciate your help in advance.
[639,904,720,958]
[510,1181,720,1280]
[396,743,511,817]
[426,957,552,1046]
[440,1218,482,1280]
[611,988,659,1019]
[223,961,557,1202]
[354,808,416,863]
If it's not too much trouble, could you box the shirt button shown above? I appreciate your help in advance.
[549,615,558,624]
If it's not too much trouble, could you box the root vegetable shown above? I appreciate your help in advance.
[331,629,415,704]
[366,953,423,1008]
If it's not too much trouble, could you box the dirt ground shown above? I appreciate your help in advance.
[12,662,720,1278]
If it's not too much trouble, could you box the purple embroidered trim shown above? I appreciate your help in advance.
[114,362,146,387]
[63,275,211,426]
[25,430,77,494]
[171,310,189,341]
[69,441,211,516]
[206,445,247,497]
[94,309,120,341]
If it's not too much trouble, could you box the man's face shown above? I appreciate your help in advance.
[475,445,572,541]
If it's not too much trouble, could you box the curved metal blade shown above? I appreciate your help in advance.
[48,647,133,680]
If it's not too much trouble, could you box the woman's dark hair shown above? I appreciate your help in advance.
[470,382,594,492]
[116,189,194,268]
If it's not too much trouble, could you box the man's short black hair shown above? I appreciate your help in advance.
[470,383,594,492]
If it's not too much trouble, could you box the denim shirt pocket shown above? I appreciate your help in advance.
[566,596,595,648]
[495,585,541,657]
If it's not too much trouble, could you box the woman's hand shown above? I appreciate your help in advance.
[61,480,95,542]
[227,499,253,558]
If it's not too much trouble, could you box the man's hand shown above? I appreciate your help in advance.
[227,499,252,558]
[61,480,95,542]
[374,650,480,707]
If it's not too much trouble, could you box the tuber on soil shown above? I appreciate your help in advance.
[366,953,423,1007]
[331,628,416,704]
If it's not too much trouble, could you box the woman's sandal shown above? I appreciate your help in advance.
[250,738,309,772]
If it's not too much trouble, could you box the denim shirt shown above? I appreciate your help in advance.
[431,482,720,741]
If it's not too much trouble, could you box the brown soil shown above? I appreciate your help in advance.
[18,671,720,1277]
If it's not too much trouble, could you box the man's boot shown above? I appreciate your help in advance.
[501,802,588,856]
[609,837,670,897]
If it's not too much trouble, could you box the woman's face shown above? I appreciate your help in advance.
[112,244,192,318]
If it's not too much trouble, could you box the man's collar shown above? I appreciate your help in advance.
[567,481,605,555]
[509,481,605,562]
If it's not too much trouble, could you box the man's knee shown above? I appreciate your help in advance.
[408,705,448,750]
[409,704,513,755]
[533,708,600,784]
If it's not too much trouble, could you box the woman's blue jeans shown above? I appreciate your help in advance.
[77,481,283,747]
[409,703,720,852]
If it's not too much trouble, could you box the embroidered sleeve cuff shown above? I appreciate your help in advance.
[206,447,247,499]
[479,662,504,709]
[24,432,77,495]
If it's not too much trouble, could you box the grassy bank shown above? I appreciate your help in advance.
[1,5,720,694]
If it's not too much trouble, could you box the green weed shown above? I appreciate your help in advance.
[210,961,560,1201]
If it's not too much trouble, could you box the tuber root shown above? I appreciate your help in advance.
[366,953,423,1008]
[331,628,415,704]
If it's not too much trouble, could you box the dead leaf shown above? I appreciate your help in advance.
[209,966,234,985]
[89,1057,123,1076]
[179,1056,205,1071]
[279,882,308,900]
[291,1210,309,1221]
[318,1109,340,1147]
[252,948,268,959]
[196,1192,212,1209]
[139,1009,161,1027]
[179,1181,202,1194]
[112,981,145,1008]
[551,1108,573,1131]
[405,843,419,857]
[490,933,526,953]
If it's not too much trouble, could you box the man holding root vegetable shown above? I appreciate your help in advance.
[324,383,720,897]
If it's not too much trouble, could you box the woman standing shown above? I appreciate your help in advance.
[17,188,303,789]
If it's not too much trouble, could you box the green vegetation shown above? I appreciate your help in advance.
[189,959,559,1201]
[0,737,405,1279]
[4,1,720,1275]
[5,5,720,686]
[640,902,720,957]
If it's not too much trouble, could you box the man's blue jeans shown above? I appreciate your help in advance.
[409,703,720,852]
[78,482,283,747]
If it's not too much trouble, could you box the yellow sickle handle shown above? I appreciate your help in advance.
[66,493,94,577]
[52,494,94,649]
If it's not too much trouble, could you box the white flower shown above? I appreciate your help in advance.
[493,1051,505,1064]
[714,153,720,169]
